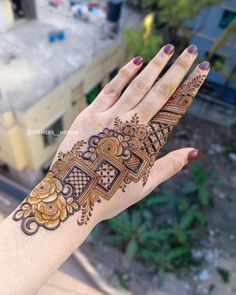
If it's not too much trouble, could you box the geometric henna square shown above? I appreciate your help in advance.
[96,160,120,192]
[64,165,92,198]
[124,153,143,174]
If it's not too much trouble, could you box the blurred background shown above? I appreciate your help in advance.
[0,0,236,294]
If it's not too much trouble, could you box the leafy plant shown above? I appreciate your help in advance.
[104,163,212,275]
[217,267,230,283]
[116,271,130,290]
[125,27,163,62]
[126,0,219,48]
[181,163,212,206]
[107,210,153,266]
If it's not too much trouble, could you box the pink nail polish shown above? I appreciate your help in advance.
[133,56,144,65]
[188,149,200,162]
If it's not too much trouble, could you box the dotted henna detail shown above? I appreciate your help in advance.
[13,75,205,235]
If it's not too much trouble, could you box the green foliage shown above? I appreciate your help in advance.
[125,0,219,55]
[116,271,130,290]
[105,163,212,274]
[157,0,218,28]
[127,0,158,9]
[191,163,212,206]
[226,143,236,154]
[125,27,163,61]
[217,267,230,283]
[127,0,218,28]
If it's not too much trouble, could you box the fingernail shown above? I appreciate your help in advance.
[199,61,210,70]
[133,56,144,65]
[187,44,198,55]
[188,149,200,162]
[163,43,175,55]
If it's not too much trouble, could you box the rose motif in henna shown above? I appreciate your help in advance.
[13,75,205,235]
[31,195,67,230]
[13,172,79,234]
[27,172,62,204]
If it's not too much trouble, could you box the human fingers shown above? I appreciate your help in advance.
[112,44,175,112]
[130,45,199,123]
[90,56,144,112]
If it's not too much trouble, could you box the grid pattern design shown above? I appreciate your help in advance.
[64,166,92,197]
[96,160,119,192]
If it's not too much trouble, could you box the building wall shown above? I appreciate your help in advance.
[0,39,126,187]
[0,0,15,33]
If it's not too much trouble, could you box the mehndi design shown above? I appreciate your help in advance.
[13,75,205,235]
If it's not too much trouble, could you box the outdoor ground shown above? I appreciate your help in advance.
[69,113,236,295]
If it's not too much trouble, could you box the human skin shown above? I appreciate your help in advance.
[0,44,210,294]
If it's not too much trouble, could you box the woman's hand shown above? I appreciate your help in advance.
[0,44,210,295]
[13,44,210,235]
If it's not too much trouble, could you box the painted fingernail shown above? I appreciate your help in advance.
[163,43,175,55]
[199,61,210,70]
[188,149,200,162]
[187,44,198,55]
[133,56,144,65]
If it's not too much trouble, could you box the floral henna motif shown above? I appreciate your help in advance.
[14,115,154,235]
[13,173,80,234]
[13,75,205,235]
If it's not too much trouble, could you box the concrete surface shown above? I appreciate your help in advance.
[0,0,142,113]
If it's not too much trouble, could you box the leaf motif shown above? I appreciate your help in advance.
[78,194,101,225]
[72,203,79,210]
[67,206,73,214]
[66,197,74,204]
[13,210,24,220]
[23,210,32,219]
[71,140,86,154]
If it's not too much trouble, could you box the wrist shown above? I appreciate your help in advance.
[13,171,101,236]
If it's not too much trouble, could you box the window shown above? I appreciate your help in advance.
[71,83,83,106]
[11,0,37,20]
[109,67,119,80]
[86,83,102,104]
[219,9,236,29]
[0,163,9,173]
[11,0,24,19]
[43,117,63,147]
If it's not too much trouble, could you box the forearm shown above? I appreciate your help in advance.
[0,205,97,295]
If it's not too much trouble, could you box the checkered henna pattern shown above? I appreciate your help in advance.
[13,75,205,235]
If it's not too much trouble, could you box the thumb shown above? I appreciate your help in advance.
[148,148,200,189]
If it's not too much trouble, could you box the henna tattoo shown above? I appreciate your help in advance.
[147,75,206,158]
[13,75,205,235]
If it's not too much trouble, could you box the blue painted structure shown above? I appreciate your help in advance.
[187,0,236,105]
